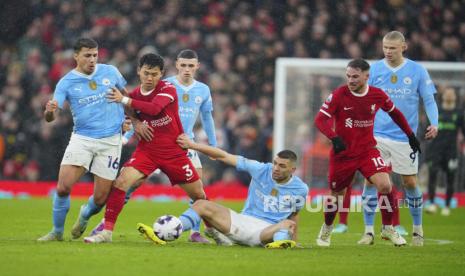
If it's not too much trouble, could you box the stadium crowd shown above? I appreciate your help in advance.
[1,0,465,185]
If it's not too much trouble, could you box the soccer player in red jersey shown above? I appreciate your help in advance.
[84,53,207,243]
[313,59,421,247]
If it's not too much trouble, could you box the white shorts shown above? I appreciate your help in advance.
[187,149,202,169]
[375,136,418,175]
[61,133,123,180]
[226,209,272,247]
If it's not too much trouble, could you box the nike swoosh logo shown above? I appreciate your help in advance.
[343,107,353,110]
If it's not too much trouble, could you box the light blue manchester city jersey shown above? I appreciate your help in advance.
[165,76,216,145]
[236,156,309,224]
[54,64,127,139]
[369,59,437,142]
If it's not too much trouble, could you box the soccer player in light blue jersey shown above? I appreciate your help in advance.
[90,50,216,243]
[157,134,308,249]
[358,31,439,247]
[38,38,129,241]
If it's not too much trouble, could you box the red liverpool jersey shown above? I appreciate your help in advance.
[318,85,395,158]
[129,80,185,156]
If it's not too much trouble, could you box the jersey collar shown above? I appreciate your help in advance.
[274,175,294,186]
[174,77,197,93]
[71,64,99,79]
[383,58,407,73]
[349,85,369,97]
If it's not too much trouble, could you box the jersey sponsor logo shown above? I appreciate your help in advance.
[78,91,107,106]
[195,96,202,104]
[345,118,353,128]
[102,78,111,85]
[343,106,353,110]
[403,77,412,85]
[149,115,173,127]
[345,117,373,128]
[382,87,412,98]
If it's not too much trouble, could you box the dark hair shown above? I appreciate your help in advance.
[277,150,298,163]
[347,58,370,72]
[73,38,98,53]
[177,49,198,60]
[139,53,164,71]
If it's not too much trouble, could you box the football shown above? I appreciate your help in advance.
[153,215,183,241]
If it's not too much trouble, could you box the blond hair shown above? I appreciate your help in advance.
[383,31,405,42]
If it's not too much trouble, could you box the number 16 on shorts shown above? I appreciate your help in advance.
[107,156,120,170]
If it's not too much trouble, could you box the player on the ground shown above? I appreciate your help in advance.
[425,87,464,216]
[314,58,421,247]
[357,31,438,246]
[137,133,309,249]
[89,49,216,243]
[83,53,208,243]
[38,38,128,241]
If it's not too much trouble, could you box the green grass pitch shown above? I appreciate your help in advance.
[1,198,464,275]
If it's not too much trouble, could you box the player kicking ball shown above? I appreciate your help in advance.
[314,59,421,247]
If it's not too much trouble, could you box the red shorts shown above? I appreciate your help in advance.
[328,148,389,192]
[124,149,199,185]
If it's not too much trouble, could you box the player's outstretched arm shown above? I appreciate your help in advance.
[44,100,58,122]
[176,134,238,167]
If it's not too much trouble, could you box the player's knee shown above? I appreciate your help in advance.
[56,182,71,197]
[402,178,416,189]
[92,192,107,205]
[114,175,130,190]
[279,219,296,231]
[192,199,210,216]
[378,183,391,194]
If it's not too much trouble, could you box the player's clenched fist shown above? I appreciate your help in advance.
[45,100,58,112]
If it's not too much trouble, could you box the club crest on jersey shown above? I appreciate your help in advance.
[102,78,111,85]
[390,74,398,83]
[371,104,376,114]
[403,77,412,85]
[182,94,189,102]
[89,80,97,90]
[195,96,202,104]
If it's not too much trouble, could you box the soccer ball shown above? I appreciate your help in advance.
[153,215,183,241]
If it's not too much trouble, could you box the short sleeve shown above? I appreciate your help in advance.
[53,79,68,108]
[236,156,269,178]
[111,65,127,89]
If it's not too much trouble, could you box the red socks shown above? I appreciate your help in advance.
[379,190,396,226]
[339,185,351,225]
[104,187,126,231]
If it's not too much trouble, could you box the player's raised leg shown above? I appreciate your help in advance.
[38,165,86,241]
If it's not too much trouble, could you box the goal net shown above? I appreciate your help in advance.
[274,58,465,190]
